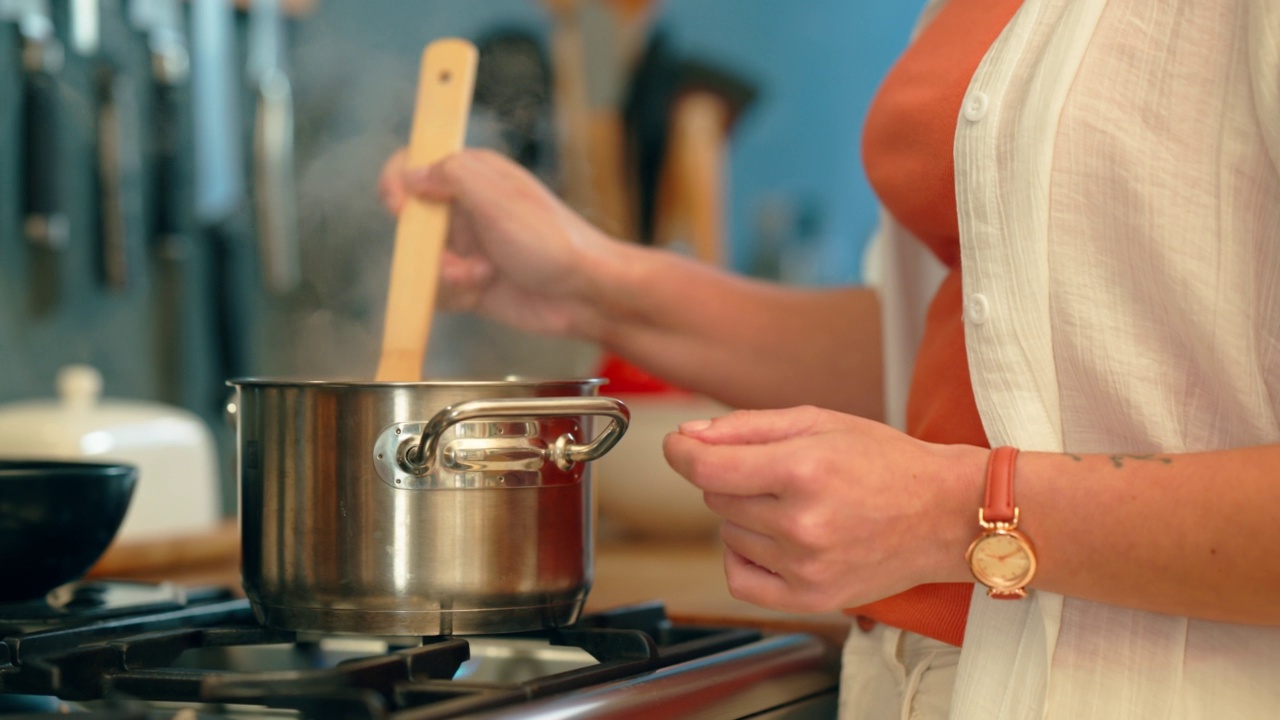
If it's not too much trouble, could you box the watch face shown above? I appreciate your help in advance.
[967,530,1036,589]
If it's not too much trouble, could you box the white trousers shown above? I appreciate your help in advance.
[837,623,961,720]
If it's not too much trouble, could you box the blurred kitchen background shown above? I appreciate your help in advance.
[0,0,919,518]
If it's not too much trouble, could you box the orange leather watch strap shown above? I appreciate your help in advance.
[982,446,1020,524]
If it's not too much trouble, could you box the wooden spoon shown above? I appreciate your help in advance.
[376,38,479,381]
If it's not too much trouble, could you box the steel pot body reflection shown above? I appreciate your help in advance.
[230,378,628,636]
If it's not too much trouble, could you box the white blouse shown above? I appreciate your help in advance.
[875,0,1280,716]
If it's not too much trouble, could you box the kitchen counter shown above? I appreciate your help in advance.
[90,522,852,645]
[586,540,852,645]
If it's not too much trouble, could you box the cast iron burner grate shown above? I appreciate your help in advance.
[0,597,762,719]
[0,583,239,636]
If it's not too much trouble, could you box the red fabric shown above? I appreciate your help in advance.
[594,353,689,394]
[850,0,1023,647]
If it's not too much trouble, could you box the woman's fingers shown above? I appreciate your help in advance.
[379,147,475,211]
[664,406,850,498]
[721,542,791,609]
[405,148,531,206]
[663,431,794,497]
[676,405,827,446]
[403,151,484,203]
[378,148,408,213]
[719,518,782,572]
[436,253,494,311]
[703,491,781,536]
[376,146,617,339]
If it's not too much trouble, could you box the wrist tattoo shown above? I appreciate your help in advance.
[1107,453,1173,469]
[1061,453,1173,468]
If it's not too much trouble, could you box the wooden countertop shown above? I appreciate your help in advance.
[89,522,852,645]
[586,540,851,644]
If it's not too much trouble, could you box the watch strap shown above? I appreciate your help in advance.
[982,446,1020,524]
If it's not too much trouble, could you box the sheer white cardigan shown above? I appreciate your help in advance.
[871,0,1280,716]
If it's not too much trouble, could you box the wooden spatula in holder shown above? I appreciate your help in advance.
[376,39,479,382]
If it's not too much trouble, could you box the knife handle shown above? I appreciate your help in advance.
[153,77,191,253]
[98,71,146,290]
[22,65,67,250]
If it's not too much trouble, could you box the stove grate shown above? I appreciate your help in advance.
[0,600,765,719]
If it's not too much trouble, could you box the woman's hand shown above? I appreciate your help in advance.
[663,406,987,613]
[378,148,619,339]
[378,148,885,415]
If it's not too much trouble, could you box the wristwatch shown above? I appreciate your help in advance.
[966,446,1037,599]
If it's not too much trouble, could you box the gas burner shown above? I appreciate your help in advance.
[0,598,838,719]
[0,582,233,634]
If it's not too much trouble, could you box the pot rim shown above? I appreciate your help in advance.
[227,376,608,390]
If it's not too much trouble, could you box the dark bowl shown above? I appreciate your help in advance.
[0,460,137,603]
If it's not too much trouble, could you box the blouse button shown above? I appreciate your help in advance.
[963,91,989,121]
[965,293,990,325]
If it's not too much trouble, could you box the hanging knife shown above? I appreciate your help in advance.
[96,69,147,290]
[83,0,146,291]
[192,0,249,399]
[130,0,191,257]
[7,0,67,251]
[247,0,300,295]
[130,0,192,403]
[191,0,243,226]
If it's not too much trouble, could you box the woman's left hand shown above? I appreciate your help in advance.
[663,406,986,613]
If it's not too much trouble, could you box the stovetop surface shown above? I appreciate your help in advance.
[0,582,838,719]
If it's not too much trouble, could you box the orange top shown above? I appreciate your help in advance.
[851,0,1023,646]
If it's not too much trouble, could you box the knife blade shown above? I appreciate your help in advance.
[191,0,242,225]
[247,0,300,295]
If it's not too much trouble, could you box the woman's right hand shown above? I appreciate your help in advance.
[378,147,619,339]
[380,148,885,416]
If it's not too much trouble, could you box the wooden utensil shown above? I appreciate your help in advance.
[542,0,637,239]
[654,91,732,266]
[376,39,478,381]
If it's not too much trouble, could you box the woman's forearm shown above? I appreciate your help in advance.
[394,148,882,416]
[576,240,884,418]
[933,443,1280,625]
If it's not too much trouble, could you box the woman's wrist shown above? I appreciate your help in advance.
[566,234,657,345]
[925,442,991,585]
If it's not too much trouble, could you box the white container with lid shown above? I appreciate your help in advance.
[0,364,222,541]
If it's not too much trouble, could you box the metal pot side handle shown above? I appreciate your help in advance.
[391,396,631,477]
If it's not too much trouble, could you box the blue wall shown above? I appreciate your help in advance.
[656,1,919,281]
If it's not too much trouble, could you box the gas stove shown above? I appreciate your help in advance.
[0,582,838,718]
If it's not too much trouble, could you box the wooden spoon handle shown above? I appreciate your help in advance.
[376,38,478,382]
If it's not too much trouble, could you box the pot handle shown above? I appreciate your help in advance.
[399,396,630,475]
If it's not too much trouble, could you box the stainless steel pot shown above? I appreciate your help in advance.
[229,378,629,636]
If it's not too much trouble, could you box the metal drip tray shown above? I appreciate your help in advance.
[453,638,598,683]
[166,635,600,683]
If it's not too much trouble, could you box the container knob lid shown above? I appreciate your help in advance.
[57,365,103,410]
